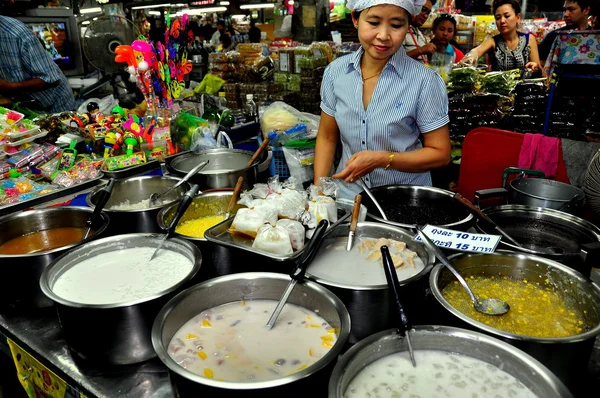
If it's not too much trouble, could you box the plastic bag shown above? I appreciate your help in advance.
[194,74,226,95]
[260,102,321,139]
[170,111,210,151]
[282,139,316,185]
[252,224,293,255]
[276,219,305,251]
[230,207,278,238]
[78,95,119,116]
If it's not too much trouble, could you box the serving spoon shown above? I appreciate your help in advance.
[416,226,510,316]
[265,219,329,330]
[381,245,417,367]
[357,177,388,221]
[150,160,208,205]
[83,178,115,239]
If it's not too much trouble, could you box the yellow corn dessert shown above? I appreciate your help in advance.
[176,215,226,238]
[442,276,586,338]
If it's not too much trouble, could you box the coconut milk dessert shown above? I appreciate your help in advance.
[308,237,425,286]
[52,247,193,305]
[168,300,337,382]
[345,350,538,398]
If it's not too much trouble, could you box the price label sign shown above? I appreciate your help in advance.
[414,225,501,253]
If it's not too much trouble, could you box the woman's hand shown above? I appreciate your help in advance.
[332,151,387,183]
[525,61,541,73]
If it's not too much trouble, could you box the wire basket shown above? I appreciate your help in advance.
[258,133,290,178]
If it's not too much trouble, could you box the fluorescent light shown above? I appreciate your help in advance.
[220,1,229,4]
[186,6,227,14]
[148,10,161,15]
[240,3,275,9]
[80,7,102,13]
[175,3,186,5]
[81,21,91,25]
[93,17,98,20]
[131,3,172,10]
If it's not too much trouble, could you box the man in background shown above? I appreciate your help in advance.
[403,0,438,63]
[0,16,75,113]
[539,0,593,63]
[210,20,226,46]
[248,20,262,43]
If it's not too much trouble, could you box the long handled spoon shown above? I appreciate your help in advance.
[150,184,200,261]
[265,219,330,330]
[346,194,362,251]
[416,226,510,316]
[150,161,208,205]
[246,137,270,168]
[83,178,115,239]
[224,176,244,220]
[357,177,388,220]
[381,245,417,367]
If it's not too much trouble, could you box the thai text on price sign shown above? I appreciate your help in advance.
[413,225,501,253]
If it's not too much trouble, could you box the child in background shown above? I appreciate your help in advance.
[429,14,464,66]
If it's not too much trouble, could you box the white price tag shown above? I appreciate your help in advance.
[413,225,501,253]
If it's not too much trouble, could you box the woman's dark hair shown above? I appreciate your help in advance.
[491,0,521,14]
[220,33,232,48]
[432,13,457,30]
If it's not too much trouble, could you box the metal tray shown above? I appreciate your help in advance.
[0,174,104,217]
[205,207,351,262]
[100,160,161,179]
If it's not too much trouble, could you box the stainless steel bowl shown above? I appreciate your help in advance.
[152,272,351,397]
[167,148,269,190]
[157,190,244,279]
[40,233,202,365]
[429,251,600,391]
[306,221,435,344]
[329,326,573,398]
[0,207,109,309]
[86,176,190,235]
[360,185,474,230]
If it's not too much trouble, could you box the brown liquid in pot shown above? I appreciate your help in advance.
[0,227,91,255]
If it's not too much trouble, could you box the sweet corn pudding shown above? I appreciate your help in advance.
[345,350,538,398]
[168,300,337,382]
[442,276,586,338]
[176,215,226,238]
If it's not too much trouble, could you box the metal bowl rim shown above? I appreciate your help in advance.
[362,185,475,229]
[151,271,351,390]
[429,250,600,343]
[305,221,436,290]
[170,148,268,176]
[328,325,573,398]
[85,175,187,213]
[39,233,202,309]
[156,190,235,242]
[510,179,584,203]
[0,206,110,258]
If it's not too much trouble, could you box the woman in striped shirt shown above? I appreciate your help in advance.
[313,0,451,200]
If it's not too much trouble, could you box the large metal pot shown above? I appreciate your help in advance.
[329,326,573,398]
[167,148,270,190]
[86,176,190,236]
[0,207,109,309]
[306,221,435,344]
[39,233,202,365]
[152,272,351,397]
[157,190,244,280]
[429,251,600,393]
[475,205,600,276]
[360,185,474,230]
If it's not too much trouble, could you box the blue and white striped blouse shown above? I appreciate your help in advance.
[320,46,449,200]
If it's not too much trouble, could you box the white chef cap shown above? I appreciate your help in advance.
[346,0,427,16]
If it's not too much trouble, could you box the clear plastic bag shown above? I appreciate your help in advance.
[276,219,305,251]
[252,223,293,255]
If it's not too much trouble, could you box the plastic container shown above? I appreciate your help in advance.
[4,129,48,147]
[3,122,41,140]
[258,132,290,178]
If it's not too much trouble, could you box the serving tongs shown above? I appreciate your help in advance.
[381,245,417,367]
[150,161,208,205]
[83,178,115,239]
[150,184,200,261]
[346,194,362,251]
[266,219,330,330]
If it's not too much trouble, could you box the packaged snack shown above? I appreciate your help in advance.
[103,152,146,171]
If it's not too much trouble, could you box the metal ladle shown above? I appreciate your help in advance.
[416,226,510,316]
[149,160,208,205]
[357,177,388,221]
[381,245,417,367]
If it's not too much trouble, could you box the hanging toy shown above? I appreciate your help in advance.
[114,45,138,82]
[131,40,156,72]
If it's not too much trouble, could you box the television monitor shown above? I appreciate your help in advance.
[16,16,85,77]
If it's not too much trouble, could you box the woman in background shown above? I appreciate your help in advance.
[461,0,541,73]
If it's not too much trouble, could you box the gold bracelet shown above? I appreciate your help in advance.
[384,152,395,170]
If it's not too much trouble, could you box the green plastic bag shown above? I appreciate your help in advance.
[194,74,226,95]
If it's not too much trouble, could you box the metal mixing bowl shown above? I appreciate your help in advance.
[429,251,600,390]
[0,207,109,309]
[329,326,573,398]
[152,272,351,397]
[40,233,202,365]
[86,176,189,235]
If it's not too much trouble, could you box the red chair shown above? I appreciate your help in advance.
[456,127,570,203]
